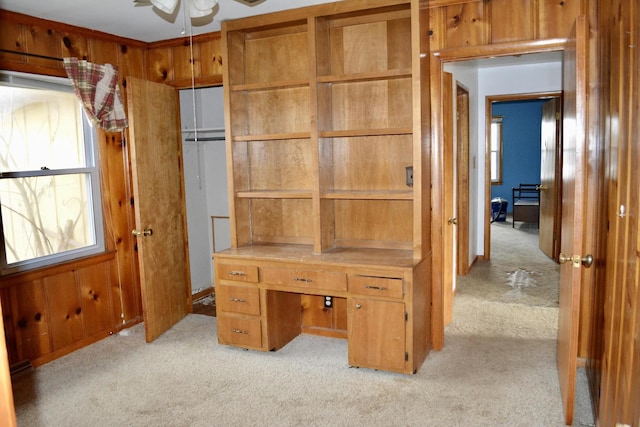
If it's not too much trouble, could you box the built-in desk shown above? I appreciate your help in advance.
[213,244,431,374]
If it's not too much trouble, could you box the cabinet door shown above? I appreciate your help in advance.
[348,298,406,373]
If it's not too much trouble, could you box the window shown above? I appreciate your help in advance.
[490,116,503,184]
[0,72,104,274]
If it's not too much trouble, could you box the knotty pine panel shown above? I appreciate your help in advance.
[23,21,63,68]
[10,280,51,363]
[173,40,200,82]
[427,7,446,52]
[0,289,17,365]
[489,0,534,43]
[43,272,84,352]
[0,18,25,56]
[146,46,174,84]
[60,31,89,60]
[98,130,142,324]
[88,37,119,69]
[199,36,223,79]
[117,44,146,81]
[538,0,582,40]
[117,44,147,112]
[76,262,114,337]
[444,1,488,49]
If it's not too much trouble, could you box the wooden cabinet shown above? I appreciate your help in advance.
[216,262,301,352]
[217,0,431,374]
[348,298,407,373]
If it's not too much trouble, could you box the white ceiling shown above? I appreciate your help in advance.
[0,0,342,43]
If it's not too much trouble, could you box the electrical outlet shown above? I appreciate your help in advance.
[405,166,413,187]
[324,296,333,308]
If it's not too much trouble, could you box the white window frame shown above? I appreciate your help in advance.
[0,71,105,275]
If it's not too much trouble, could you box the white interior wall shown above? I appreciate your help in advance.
[443,62,479,271]
[444,57,562,265]
[179,86,229,294]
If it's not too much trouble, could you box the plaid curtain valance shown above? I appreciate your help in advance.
[63,57,128,132]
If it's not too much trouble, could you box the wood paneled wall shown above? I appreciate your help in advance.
[147,35,223,88]
[427,0,583,51]
[2,8,638,426]
[0,9,225,366]
[595,0,640,424]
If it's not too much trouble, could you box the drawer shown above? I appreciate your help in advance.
[217,263,259,283]
[263,268,347,292]
[215,284,260,316]
[217,315,262,349]
[348,275,403,299]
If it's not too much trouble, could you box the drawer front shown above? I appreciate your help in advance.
[218,315,262,349]
[217,263,259,283]
[216,284,260,316]
[348,275,403,299]
[263,268,347,292]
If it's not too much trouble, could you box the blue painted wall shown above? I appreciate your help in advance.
[491,99,545,212]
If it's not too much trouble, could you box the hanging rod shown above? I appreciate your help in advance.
[181,127,225,133]
[0,48,63,62]
[185,136,225,142]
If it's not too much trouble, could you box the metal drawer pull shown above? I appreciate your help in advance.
[228,271,246,276]
[228,297,247,303]
[365,285,387,291]
[294,277,312,283]
[231,329,248,334]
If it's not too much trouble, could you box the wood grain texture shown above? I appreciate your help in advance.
[10,280,51,362]
[556,17,587,425]
[488,0,533,43]
[597,0,640,424]
[0,301,17,427]
[127,77,190,343]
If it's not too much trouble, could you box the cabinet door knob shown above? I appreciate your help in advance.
[355,303,362,309]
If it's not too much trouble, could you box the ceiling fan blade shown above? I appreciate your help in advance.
[234,0,266,5]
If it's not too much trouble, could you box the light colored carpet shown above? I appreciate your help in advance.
[13,309,565,427]
[458,217,560,308]
[11,219,593,427]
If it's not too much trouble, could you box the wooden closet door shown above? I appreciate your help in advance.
[127,77,191,343]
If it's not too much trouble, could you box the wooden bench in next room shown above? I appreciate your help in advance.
[512,184,540,228]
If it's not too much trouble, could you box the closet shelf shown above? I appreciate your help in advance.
[319,128,412,138]
[321,190,413,200]
[231,79,309,92]
[316,68,412,84]
[233,132,311,142]
[236,190,313,199]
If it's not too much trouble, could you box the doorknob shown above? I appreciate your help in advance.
[132,228,153,237]
[448,217,458,225]
[536,185,548,190]
[580,254,594,268]
[559,253,593,268]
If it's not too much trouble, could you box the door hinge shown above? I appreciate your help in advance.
[405,352,409,361]
[556,112,561,120]
[405,312,408,321]
[553,231,558,241]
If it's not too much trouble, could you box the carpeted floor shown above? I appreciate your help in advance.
[458,217,560,308]
[11,216,595,426]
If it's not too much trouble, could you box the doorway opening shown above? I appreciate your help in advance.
[439,49,594,426]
